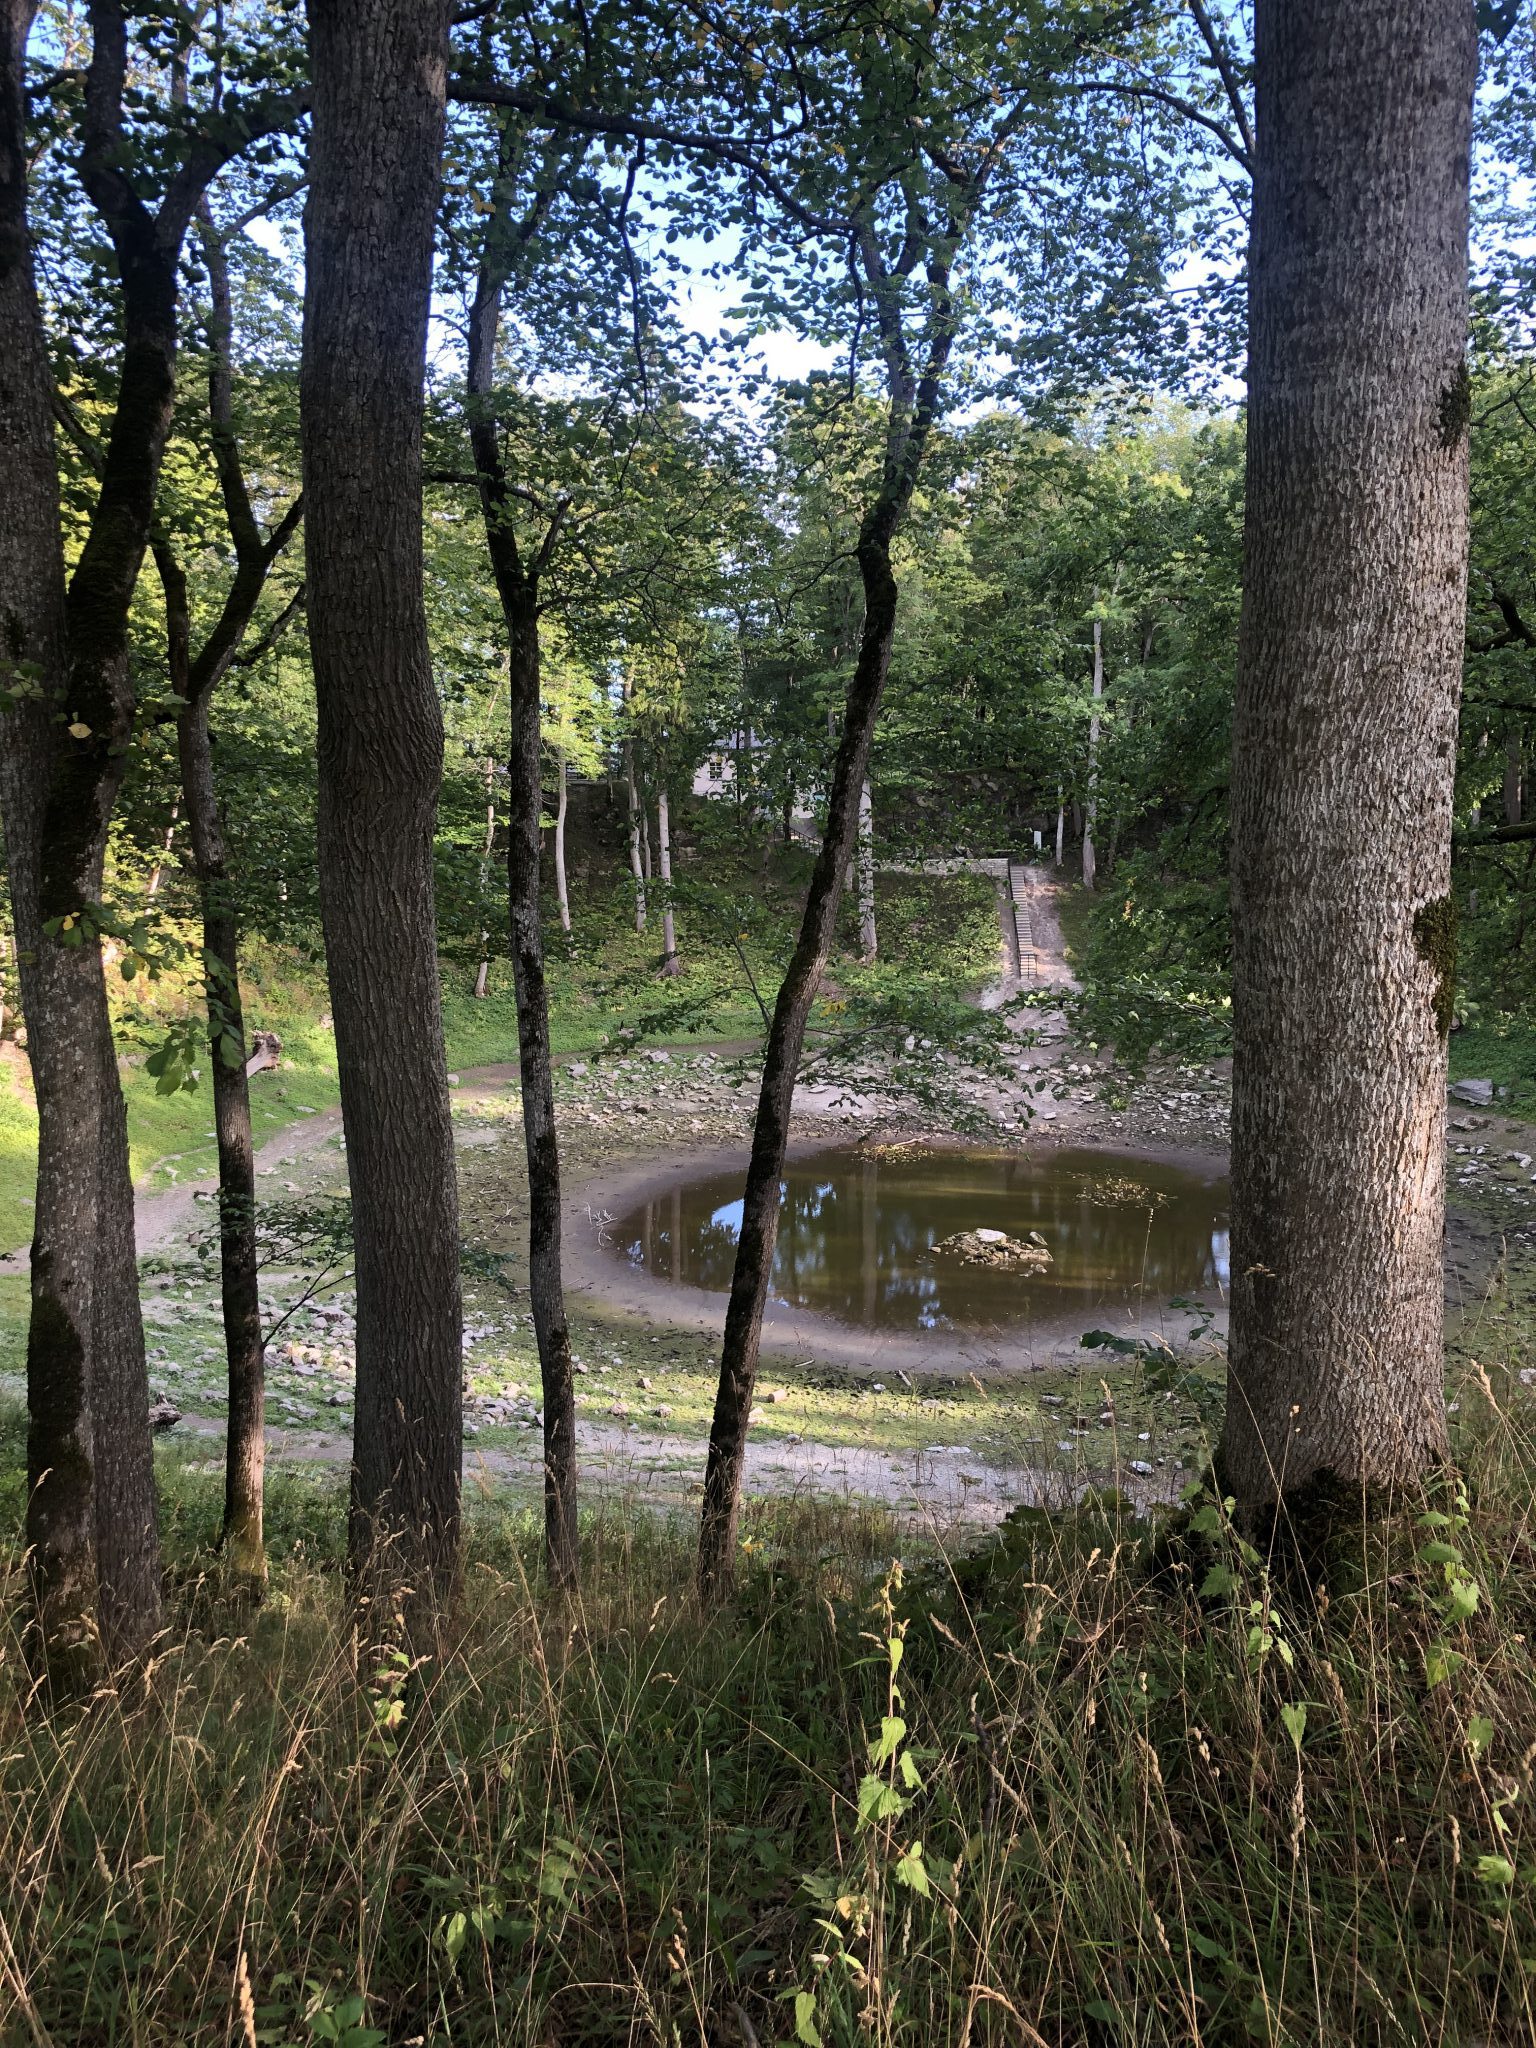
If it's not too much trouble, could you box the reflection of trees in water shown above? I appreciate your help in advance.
[620,1148,1230,1330]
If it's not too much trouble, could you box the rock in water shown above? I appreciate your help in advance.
[929,1229,1052,1272]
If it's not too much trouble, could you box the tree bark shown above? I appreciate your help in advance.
[303,0,463,1609]
[625,736,647,932]
[1221,0,1477,1528]
[697,511,902,1599]
[145,796,179,896]
[464,225,579,1590]
[856,777,877,959]
[696,195,967,1599]
[473,745,496,996]
[657,782,679,975]
[1081,615,1103,892]
[1,0,101,1676]
[0,0,202,1673]
[554,750,572,936]
[150,219,302,1585]
[1054,786,1064,867]
[1504,728,1522,829]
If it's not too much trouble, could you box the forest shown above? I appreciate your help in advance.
[1,0,1534,2041]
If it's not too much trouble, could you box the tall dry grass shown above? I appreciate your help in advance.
[3,1358,1536,2046]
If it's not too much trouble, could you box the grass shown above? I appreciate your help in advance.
[4,1339,1536,2047]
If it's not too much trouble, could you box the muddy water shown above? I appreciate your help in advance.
[613,1144,1229,1334]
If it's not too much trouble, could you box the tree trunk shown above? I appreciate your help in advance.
[554,749,572,936]
[625,739,647,932]
[658,782,679,975]
[1221,0,1476,1530]
[151,212,302,1589]
[1,0,101,1675]
[1081,616,1103,892]
[697,514,901,1598]
[856,778,877,959]
[1,0,179,1676]
[303,0,463,1609]
[1054,786,1065,867]
[145,796,179,896]
[474,746,495,996]
[501,585,579,1587]
[179,696,265,1580]
[1504,728,1522,829]
[464,216,579,1590]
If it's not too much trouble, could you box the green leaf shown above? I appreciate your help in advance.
[1418,1541,1463,1566]
[1476,1854,1516,1887]
[793,1990,823,2046]
[1425,1644,1465,1687]
[1446,1577,1481,1623]
[894,1841,931,1895]
[856,1774,908,1828]
[869,1715,907,1765]
[1468,1714,1495,1759]
[1199,1563,1236,1598]
[1279,1703,1306,1750]
[438,1911,468,1966]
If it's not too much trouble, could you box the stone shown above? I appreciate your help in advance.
[1451,1079,1495,1105]
[930,1228,1052,1272]
[148,1398,182,1430]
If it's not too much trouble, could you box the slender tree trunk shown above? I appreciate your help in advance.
[625,739,647,932]
[658,782,679,975]
[1221,0,1477,1529]
[464,215,579,1589]
[857,777,877,959]
[1081,616,1103,892]
[501,586,579,1585]
[154,528,271,1586]
[697,513,901,1598]
[151,215,301,1589]
[474,746,496,996]
[145,796,179,896]
[179,697,265,1579]
[1504,728,1523,829]
[554,749,572,936]
[1054,786,1064,867]
[303,0,463,1609]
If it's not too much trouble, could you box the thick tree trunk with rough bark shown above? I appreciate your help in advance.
[1221,0,1477,1525]
[303,0,463,1607]
[1,0,179,1673]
